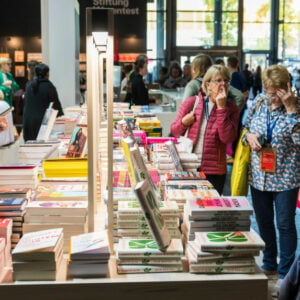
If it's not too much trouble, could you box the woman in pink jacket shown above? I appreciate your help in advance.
[170,64,240,194]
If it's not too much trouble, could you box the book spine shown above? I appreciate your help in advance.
[164,141,183,172]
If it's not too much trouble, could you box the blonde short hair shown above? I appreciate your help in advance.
[262,65,290,90]
[0,57,11,69]
[191,54,213,79]
[202,64,231,94]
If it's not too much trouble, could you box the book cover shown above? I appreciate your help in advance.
[195,230,265,252]
[26,201,88,216]
[125,180,171,250]
[117,238,183,257]
[117,257,181,265]
[186,197,253,216]
[36,104,58,142]
[189,264,256,274]
[70,231,110,260]
[164,141,183,172]
[165,171,206,181]
[12,228,63,260]
[66,124,88,158]
[167,189,220,201]
[165,180,214,190]
[121,137,136,186]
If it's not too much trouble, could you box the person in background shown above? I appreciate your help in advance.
[23,63,64,141]
[183,54,245,110]
[131,55,156,106]
[182,62,192,86]
[170,64,240,194]
[242,63,254,93]
[27,60,40,82]
[253,65,263,97]
[163,63,185,89]
[227,56,248,97]
[243,65,300,289]
[0,57,20,107]
[155,66,169,88]
[124,54,147,104]
[294,69,300,97]
[120,64,133,91]
[0,90,8,132]
[215,58,225,66]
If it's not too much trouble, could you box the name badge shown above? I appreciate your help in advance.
[260,147,276,173]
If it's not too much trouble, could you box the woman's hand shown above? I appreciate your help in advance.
[276,83,297,114]
[246,133,262,151]
[215,86,227,109]
[181,112,195,127]
[2,80,12,87]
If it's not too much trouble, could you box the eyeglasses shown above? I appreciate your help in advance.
[5,63,12,66]
[266,92,278,99]
[210,79,230,84]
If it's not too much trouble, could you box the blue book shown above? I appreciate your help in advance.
[0,198,27,210]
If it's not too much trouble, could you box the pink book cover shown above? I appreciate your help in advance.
[188,197,252,212]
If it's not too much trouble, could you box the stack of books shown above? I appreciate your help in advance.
[136,117,162,137]
[12,228,64,281]
[186,230,265,274]
[42,158,88,178]
[183,196,253,240]
[0,164,39,189]
[153,152,201,174]
[0,218,12,266]
[68,231,110,279]
[116,238,183,274]
[0,199,27,248]
[116,200,181,241]
[23,201,88,251]
[18,143,59,164]
[166,189,220,214]
[35,183,88,201]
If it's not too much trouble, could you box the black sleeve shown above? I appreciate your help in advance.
[48,83,64,116]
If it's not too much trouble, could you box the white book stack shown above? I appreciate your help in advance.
[165,188,220,214]
[116,200,181,242]
[12,228,64,281]
[23,201,88,252]
[0,164,39,189]
[116,238,183,274]
[68,231,110,279]
[183,196,253,241]
[186,230,265,274]
[18,143,59,164]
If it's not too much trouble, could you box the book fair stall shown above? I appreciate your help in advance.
[0,8,268,300]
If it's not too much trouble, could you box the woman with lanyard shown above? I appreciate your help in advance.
[170,64,240,194]
[243,65,300,288]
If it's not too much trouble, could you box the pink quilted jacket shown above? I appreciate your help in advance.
[170,91,240,175]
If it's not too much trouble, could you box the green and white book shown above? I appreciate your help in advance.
[117,264,183,274]
[195,230,265,252]
[117,238,183,258]
[117,257,182,265]
[189,264,256,274]
[188,241,260,260]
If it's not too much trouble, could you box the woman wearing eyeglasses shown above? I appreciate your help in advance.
[170,64,240,194]
[0,57,20,107]
[243,65,300,288]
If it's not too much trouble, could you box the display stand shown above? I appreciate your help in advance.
[0,8,268,299]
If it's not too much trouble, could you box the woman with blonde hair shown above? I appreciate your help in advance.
[171,64,240,194]
[0,57,20,107]
[183,54,245,110]
[244,64,300,287]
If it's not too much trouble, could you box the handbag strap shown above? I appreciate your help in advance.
[184,95,200,137]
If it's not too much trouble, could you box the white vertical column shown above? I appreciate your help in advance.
[41,0,80,108]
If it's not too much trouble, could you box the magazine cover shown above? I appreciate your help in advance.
[66,124,88,158]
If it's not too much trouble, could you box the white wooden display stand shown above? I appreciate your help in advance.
[0,8,268,299]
